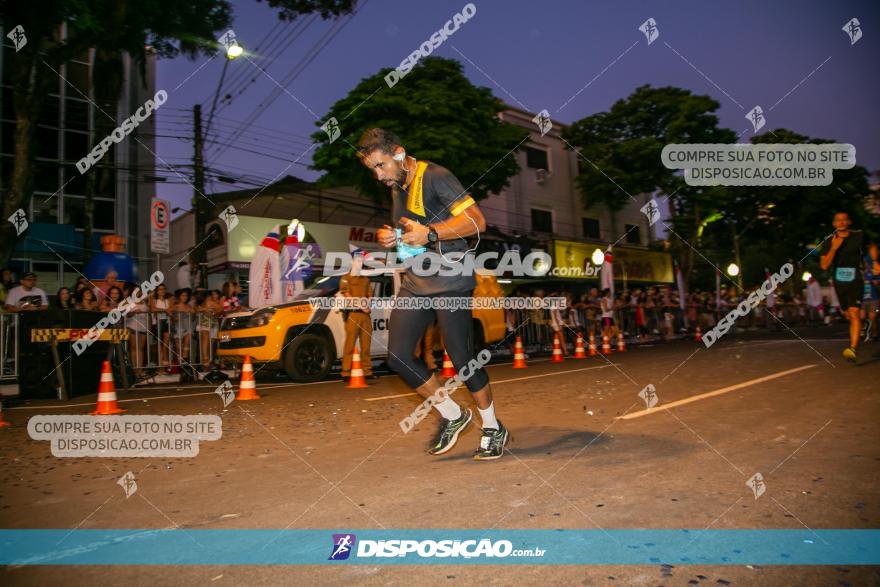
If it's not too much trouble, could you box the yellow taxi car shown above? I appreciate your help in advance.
[217,269,506,382]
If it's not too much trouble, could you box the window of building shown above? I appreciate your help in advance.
[64,196,113,231]
[33,195,59,224]
[582,217,600,239]
[625,224,641,244]
[525,146,549,170]
[531,208,553,233]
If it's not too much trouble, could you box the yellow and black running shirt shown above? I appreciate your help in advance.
[392,160,477,295]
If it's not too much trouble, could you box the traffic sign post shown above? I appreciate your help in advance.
[151,198,170,255]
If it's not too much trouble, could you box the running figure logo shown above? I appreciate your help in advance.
[328,533,356,560]
[215,380,235,408]
[321,117,341,143]
[7,25,27,52]
[640,199,661,226]
[220,205,239,231]
[745,105,766,133]
[638,383,658,409]
[746,472,766,500]
[8,208,28,236]
[842,18,862,45]
[532,110,552,136]
[639,18,659,45]
[118,471,138,499]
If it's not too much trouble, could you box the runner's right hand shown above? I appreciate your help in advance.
[377,224,396,248]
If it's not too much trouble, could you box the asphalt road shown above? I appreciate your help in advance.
[1,326,878,585]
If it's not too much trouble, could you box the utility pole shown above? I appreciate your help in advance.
[192,104,206,289]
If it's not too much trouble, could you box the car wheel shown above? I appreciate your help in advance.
[283,333,334,382]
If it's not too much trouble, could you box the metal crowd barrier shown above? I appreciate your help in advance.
[0,313,18,382]
[123,310,221,378]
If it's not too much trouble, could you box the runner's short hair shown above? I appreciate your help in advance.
[357,127,402,158]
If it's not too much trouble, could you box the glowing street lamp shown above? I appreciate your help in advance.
[726,263,740,277]
[802,271,812,282]
[226,42,243,59]
[591,248,605,266]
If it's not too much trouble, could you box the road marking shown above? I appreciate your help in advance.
[618,364,818,420]
[363,363,616,401]
[7,381,332,410]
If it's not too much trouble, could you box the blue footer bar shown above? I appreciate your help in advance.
[1,529,878,565]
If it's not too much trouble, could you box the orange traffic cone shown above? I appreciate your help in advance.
[512,336,528,369]
[617,332,626,352]
[346,346,369,389]
[441,350,456,378]
[694,326,702,343]
[236,356,261,400]
[0,402,11,428]
[601,335,612,354]
[588,332,598,356]
[551,333,564,363]
[574,332,587,358]
[92,360,125,415]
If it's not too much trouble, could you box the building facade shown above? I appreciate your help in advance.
[0,25,157,293]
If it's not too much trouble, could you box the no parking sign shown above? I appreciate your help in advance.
[150,198,170,254]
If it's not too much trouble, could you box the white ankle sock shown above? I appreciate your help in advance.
[478,402,498,430]
[434,398,462,420]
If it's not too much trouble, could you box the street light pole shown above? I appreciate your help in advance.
[192,103,206,288]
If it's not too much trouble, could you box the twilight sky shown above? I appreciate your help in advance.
[154,0,880,215]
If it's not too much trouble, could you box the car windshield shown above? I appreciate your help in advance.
[293,275,341,300]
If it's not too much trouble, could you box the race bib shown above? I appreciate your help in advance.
[835,267,856,282]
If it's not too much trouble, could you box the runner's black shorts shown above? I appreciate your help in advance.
[834,279,864,310]
[386,287,489,393]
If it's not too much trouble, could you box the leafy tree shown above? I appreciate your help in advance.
[1,0,356,268]
[310,57,525,204]
[562,84,736,278]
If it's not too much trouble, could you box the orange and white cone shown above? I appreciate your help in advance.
[92,360,125,415]
[617,332,626,352]
[574,332,587,358]
[236,356,260,400]
[0,402,10,428]
[512,336,528,369]
[602,335,612,354]
[694,326,702,343]
[551,333,564,363]
[346,346,369,389]
[441,350,456,378]
[588,332,598,356]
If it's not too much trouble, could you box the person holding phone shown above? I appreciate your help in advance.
[820,212,865,362]
[357,127,509,460]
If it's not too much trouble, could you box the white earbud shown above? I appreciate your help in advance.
[393,149,406,161]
